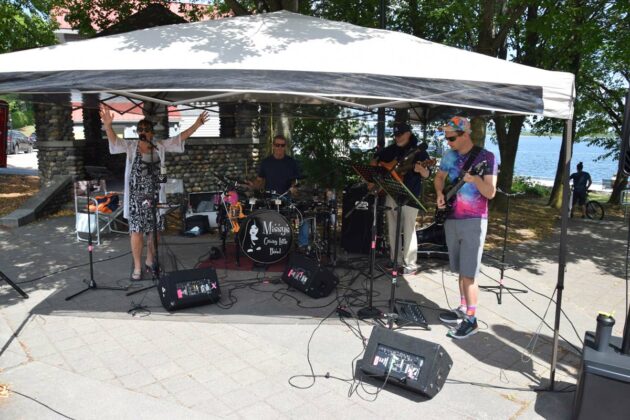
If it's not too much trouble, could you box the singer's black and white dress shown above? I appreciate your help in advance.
[128,146,164,233]
[107,134,185,233]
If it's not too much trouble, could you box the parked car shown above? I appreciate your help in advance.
[7,130,32,154]
[28,132,37,150]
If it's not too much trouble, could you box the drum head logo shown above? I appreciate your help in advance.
[239,210,293,264]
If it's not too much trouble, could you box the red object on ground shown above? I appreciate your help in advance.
[0,100,8,168]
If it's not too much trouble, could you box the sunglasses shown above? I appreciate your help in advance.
[273,143,286,148]
[446,135,459,142]
[137,127,152,133]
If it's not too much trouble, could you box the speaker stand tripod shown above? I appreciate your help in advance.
[0,271,28,299]
[479,188,527,304]
[67,179,128,301]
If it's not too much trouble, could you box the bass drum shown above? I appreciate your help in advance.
[238,210,293,264]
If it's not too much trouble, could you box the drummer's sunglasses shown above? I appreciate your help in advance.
[273,143,286,147]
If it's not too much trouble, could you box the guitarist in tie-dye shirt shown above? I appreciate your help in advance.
[434,116,498,339]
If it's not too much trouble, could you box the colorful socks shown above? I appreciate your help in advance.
[466,305,477,319]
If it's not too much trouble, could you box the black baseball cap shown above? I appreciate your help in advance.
[392,123,412,136]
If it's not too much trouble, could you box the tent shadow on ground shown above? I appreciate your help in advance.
[447,323,580,418]
[0,214,442,327]
[482,217,629,279]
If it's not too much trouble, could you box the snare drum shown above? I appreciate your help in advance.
[238,210,293,264]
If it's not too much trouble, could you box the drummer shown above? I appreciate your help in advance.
[247,134,309,248]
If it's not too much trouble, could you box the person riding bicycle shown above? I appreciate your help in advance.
[569,162,592,218]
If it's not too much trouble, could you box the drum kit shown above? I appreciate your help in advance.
[212,173,337,265]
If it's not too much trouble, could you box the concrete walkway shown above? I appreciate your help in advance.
[0,213,626,419]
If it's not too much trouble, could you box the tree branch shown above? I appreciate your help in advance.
[225,0,251,15]
[492,4,527,52]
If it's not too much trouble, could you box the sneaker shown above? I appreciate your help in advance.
[438,306,466,324]
[447,317,479,339]
[402,266,419,275]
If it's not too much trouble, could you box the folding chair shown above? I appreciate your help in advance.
[75,180,127,245]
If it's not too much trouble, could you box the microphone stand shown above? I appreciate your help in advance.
[67,177,128,300]
[358,190,382,319]
[128,137,162,297]
[479,188,527,304]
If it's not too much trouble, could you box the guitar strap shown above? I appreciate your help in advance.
[457,145,482,182]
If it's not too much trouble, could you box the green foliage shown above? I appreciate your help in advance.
[59,0,215,35]
[511,176,550,198]
[291,106,366,190]
[0,1,58,53]
[0,95,34,129]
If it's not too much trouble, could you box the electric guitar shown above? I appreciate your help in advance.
[434,160,488,225]
[377,145,437,183]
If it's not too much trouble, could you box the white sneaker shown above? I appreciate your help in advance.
[438,306,466,324]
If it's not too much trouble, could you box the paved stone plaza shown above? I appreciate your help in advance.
[1,214,627,419]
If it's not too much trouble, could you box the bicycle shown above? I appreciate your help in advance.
[569,188,604,220]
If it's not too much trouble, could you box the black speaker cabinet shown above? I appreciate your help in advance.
[158,267,221,311]
[573,332,630,420]
[282,253,339,299]
[341,185,373,254]
[358,326,452,399]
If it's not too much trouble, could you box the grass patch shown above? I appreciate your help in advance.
[0,175,40,217]
[420,187,559,250]
[486,196,558,249]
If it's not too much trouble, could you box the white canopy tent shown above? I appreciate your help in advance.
[0,11,574,120]
[0,10,578,389]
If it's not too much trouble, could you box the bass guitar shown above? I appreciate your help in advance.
[434,160,488,225]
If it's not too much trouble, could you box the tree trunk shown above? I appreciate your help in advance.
[470,117,486,148]
[274,102,293,153]
[493,115,525,210]
[548,126,571,209]
[609,170,628,204]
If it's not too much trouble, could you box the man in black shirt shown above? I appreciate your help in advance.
[250,135,300,195]
[374,123,431,274]
[249,134,309,247]
[570,162,592,218]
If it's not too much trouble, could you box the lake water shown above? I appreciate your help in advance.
[484,135,619,184]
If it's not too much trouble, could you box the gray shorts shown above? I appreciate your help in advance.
[444,218,488,278]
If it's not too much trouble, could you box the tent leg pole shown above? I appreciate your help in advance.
[550,118,573,390]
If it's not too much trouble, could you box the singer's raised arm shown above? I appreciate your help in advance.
[99,105,127,154]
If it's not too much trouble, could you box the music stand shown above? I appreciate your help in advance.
[351,163,389,320]
[479,188,527,304]
[374,171,427,329]
[67,172,128,301]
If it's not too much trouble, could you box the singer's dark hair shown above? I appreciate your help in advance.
[137,119,154,131]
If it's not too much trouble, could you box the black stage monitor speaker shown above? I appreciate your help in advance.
[158,267,221,311]
[359,326,452,399]
[572,332,630,420]
[282,253,339,299]
[341,185,373,254]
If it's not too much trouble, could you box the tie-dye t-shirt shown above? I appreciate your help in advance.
[439,148,497,219]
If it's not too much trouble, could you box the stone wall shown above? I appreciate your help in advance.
[37,141,86,182]
[165,138,260,193]
[34,99,81,184]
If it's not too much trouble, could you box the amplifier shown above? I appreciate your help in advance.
[358,326,452,399]
[158,267,221,311]
[573,332,630,420]
[341,185,373,254]
[282,253,339,299]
